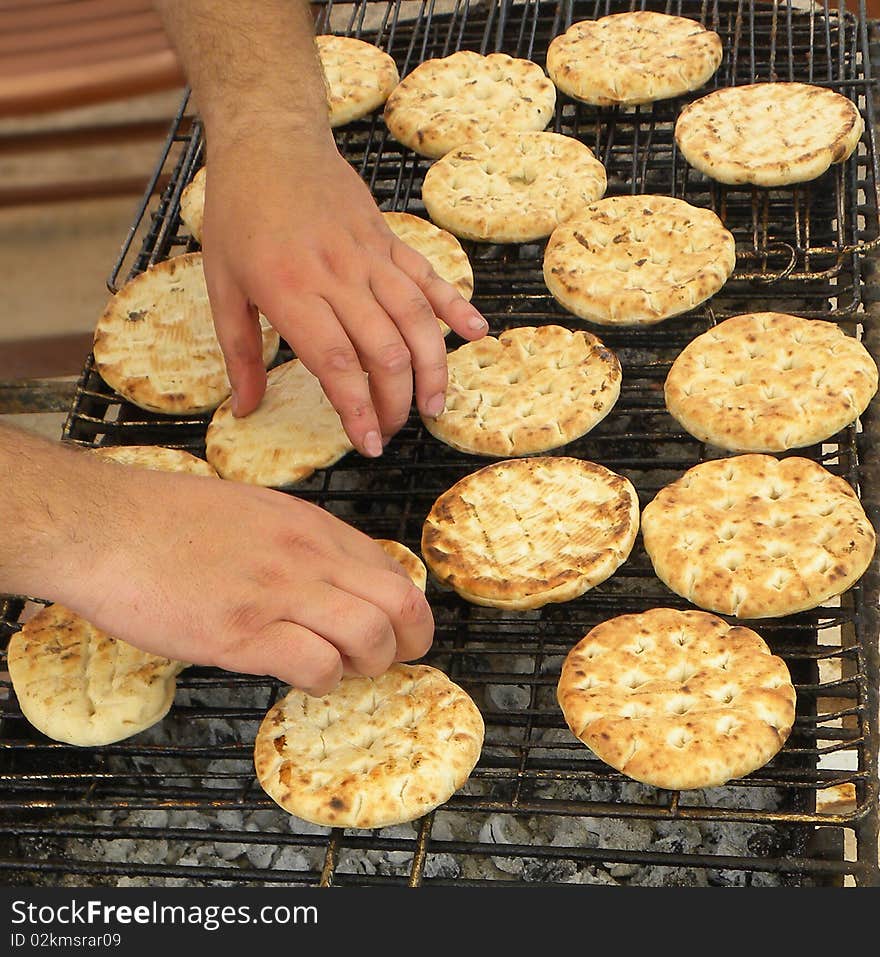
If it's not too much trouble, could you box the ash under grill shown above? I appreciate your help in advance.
[1,0,878,887]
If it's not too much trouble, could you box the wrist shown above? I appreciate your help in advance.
[200,81,335,149]
[206,110,336,162]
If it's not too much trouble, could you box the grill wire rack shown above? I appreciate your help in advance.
[1,0,879,887]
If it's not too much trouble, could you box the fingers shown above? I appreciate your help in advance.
[391,238,489,343]
[238,565,425,693]
[325,562,434,663]
[294,581,400,678]
[266,516,432,668]
[325,287,415,441]
[234,620,344,696]
[203,268,267,417]
[369,264,448,420]
[216,238,487,449]
[260,292,384,458]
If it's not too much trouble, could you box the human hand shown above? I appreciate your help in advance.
[200,126,489,458]
[53,459,433,696]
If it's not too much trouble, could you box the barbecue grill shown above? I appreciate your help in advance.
[1,0,878,887]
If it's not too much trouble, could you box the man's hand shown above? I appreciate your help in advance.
[202,129,488,457]
[85,467,433,694]
[151,0,488,458]
[3,426,432,696]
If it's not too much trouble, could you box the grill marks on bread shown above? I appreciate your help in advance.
[422,457,639,609]
[253,665,484,828]
[94,253,279,415]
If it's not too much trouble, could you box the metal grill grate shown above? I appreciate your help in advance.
[1,0,878,887]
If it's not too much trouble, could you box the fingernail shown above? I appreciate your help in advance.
[468,311,488,332]
[425,393,446,418]
[231,392,240,416]
[364,431,383,458]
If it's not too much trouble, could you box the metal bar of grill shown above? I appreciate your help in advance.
[1,0,879,887]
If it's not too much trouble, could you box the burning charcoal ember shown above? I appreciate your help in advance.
[475,813,609,882]
[680,786,789,812]
[566,867,620,885]
[653,821,704,854]
[747,827,796,857]
[478,814,539,875]
[608,862,640,880]
[518,858,607,884]
[214,810,246,831]
[337,849,414,878]
[242,812,283,832]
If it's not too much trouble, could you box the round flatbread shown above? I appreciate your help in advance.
[93,253,280,415]
[383,211,473,335]
[422,456,639,609]
[7,603,185,747]
[179,165,205,242]
[422,325,621,457]
[543,194,735,325]
[641,455,876,618]
[376,539,428,592]
[422,131,606,244]
[383,50,557,158]
[253,664,485,828]
[316,35,400,128]
[665,313,879,452]
[557,608,796,790]
[205,358,353,486]
[93,444,218,477]
[547,12,723,106]
[675,82,864,186]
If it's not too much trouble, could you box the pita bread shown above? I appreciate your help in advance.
[93,253,279,415]
[675,82,864,186]
[8,604,185,747]
[641,455,876,618]
[547,12,722,106]
[558,608,796,790]
[383,50,556,158]
[254,664,484,828]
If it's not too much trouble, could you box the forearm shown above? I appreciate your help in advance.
[0,424,106,599]
[153,0,332,148]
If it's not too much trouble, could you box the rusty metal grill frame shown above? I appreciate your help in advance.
[1,0,878,887]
